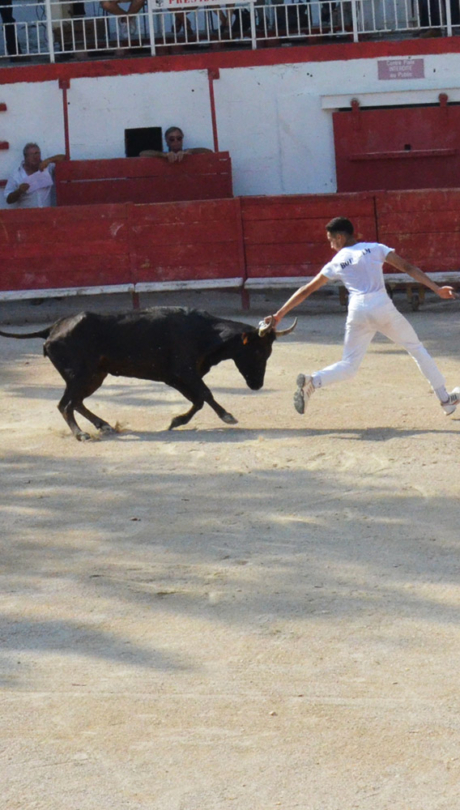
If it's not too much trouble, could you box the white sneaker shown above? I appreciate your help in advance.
[294,373,315,414]
[441,387,460,415]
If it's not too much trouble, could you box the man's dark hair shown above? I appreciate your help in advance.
[23,142,40,157]
[326,217,354,236]
[165,126,183,140]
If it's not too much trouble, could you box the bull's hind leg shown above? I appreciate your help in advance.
[168,376,238,430]
[75,402,116,435]
[58,388,92,441]
[58,371,113,441]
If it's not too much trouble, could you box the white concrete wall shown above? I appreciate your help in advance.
[66,70,214,159]
[2,50,460,208]
[0,81,64,209]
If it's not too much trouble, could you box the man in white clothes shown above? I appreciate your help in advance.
[5,143,66,208]
[263,216,460,416]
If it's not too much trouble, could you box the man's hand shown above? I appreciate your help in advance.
[263,313,281,326]
[438,286,457,299]
[167,150,192,163]
[18,182,30,195]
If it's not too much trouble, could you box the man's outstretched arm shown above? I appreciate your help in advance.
[385,251,456,299]
[267,272,329,325]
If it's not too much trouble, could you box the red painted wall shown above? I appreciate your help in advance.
[0,190,459,294]
[334,101,460,192]
[55,153,233,206]
[241,193,377,279]
[375,189,460,271]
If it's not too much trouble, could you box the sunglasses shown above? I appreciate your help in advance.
[167,135,183,141]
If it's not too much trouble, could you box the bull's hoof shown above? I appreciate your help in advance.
[168,417,182,430]
[99,424,116,434]
[76,431,92,442]
[222,413,238,425]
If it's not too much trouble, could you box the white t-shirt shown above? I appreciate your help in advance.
[4,163,55,208]
[321,242,394,297]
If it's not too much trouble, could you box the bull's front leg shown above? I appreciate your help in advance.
[168,376,238,430]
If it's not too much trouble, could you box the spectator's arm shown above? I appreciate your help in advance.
[39,154,66,171]
[139,150,168,158]
[5,182,30,205]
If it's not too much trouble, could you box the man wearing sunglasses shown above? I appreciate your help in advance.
[140,126,212,163]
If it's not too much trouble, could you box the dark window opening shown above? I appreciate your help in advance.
[125,127,163,157]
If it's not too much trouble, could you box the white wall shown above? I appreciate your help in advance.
[66,70,214,159]
[2,49,460,208]
[0,81,64,209]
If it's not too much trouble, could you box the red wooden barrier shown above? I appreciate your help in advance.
[375,189,460,273]
[0,190,459,300]
[130,198,245,283]
[333,100,460,193]
[55,153,233,206]
[241,193,377,281]
[0,204,131,292]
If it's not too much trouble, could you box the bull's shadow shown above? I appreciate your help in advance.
[107,425,459,444]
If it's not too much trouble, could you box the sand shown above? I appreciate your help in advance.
[1,290,459,810]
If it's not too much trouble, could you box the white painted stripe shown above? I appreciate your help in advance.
[0,284,134,302]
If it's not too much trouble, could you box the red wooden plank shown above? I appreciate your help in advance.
[0,257,132,290]
[56,153,231,181]
[57,177,232,206]
[377,211,460,234]
[55,153,233,206]
[241,194,375,221]
[131,198,237,224]
[134,264,242,282]
[0,203,129,224]
[242,219,380,244]
[376,189,460,214]
[0,221,129,246]
[245,244,330,265]
[10,241,128,259]
[247,264,322,279]
[131,220,239,245]
[131,243,241,265]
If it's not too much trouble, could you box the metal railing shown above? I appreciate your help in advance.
[1,0,459,62]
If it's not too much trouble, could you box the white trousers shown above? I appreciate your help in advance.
[314,290,445,391]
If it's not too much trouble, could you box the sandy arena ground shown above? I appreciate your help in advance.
[1,290,460,810]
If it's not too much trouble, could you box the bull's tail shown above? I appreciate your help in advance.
[0,326,52,340]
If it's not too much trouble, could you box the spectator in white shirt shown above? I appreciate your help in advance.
[5,143,66,208]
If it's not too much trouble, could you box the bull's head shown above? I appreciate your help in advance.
[235,317,298,390]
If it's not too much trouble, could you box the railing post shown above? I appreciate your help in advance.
[350,0,359,42]
[147,0,157,55]
[445,0,453,37]
[249,0,257,49]
[208,68,220,152]
[59,78,71,159]
[43,0,56,63]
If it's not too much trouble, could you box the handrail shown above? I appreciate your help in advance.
[0,0,458,62]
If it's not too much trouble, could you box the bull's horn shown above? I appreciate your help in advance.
[275,317,298,337]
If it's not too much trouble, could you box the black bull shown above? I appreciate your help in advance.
[0,307,296,441]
